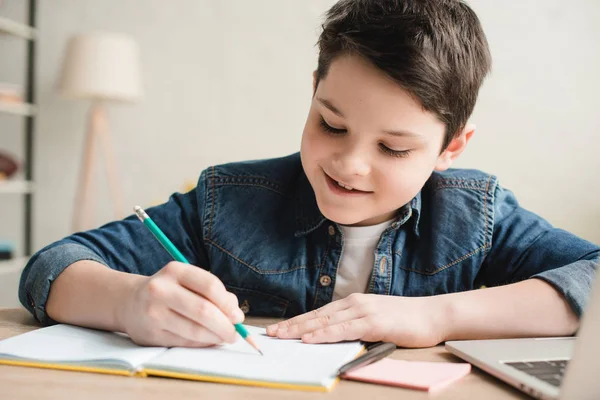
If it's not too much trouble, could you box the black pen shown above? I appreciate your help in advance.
[337,342,397,375]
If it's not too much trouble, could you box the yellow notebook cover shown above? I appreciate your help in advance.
[0,324,363,392]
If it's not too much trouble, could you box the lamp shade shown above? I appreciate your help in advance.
[57,32,142,102]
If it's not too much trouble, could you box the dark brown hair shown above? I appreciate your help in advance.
[316,0,492,149]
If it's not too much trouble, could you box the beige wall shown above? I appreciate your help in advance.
[464,0,600,242]
[1,0,599,306]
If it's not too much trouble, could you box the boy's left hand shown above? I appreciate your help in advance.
[266,293,448,348]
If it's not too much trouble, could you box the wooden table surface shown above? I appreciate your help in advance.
[0,308,528,399]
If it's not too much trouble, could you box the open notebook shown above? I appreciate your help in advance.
[0,324,363,392]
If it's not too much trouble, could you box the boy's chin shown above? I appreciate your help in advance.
[318,207,367,226]
[319,204,397,227]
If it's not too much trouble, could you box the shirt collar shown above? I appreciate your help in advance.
[294,172,422,238]
[407,191,422,238]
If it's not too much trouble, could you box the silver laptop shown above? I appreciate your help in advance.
[446,271,600,400]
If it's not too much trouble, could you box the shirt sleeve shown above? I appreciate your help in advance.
[19,170,211,325]
[477,184,599,317]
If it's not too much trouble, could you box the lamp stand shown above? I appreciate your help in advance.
[72,101,125,232]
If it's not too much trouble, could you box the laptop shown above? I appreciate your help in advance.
[446,271,600,400]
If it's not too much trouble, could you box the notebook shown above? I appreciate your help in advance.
[0,324,364,392]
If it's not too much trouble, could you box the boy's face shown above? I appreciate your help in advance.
[300,55,472,226]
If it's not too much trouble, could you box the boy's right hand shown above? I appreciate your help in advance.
[118,261,244,347]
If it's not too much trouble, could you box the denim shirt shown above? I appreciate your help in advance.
[20,153,599,325]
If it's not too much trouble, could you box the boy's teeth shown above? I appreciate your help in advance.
[337,181,353,191]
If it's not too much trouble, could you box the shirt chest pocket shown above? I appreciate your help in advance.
[393,243,489,296]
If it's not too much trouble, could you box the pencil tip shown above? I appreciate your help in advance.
[246,336,264,356]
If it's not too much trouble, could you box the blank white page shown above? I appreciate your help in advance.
[144,326,363,388]
[0,324,165,370]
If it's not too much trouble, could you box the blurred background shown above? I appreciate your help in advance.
[0,0,599,307]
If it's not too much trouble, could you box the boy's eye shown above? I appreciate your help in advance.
[319,117,346,135]
[379,144,412,158]
[319,115,411,158]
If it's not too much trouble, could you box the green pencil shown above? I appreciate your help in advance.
[133,205,263,355]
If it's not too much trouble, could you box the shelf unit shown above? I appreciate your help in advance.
[0,180,35,194]
[0,101,36,116]
[0,15,36,39]
[0,0,37,265]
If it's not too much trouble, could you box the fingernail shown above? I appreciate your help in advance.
[267,324,278,333]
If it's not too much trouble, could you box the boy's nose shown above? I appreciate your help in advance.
[332,150,371,178]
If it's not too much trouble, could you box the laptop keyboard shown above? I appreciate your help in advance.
[504,360,569,388]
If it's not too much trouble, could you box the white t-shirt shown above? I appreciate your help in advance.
[333,219,394,301]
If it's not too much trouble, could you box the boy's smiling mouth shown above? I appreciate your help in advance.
[322,168,373,196]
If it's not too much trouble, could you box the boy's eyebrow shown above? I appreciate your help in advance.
[317,97,423,138]
[317,97,345,118]
[382,129,423,138]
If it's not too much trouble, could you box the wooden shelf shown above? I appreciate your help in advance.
[1,1,37,257]
[0,180,35,194]
[0,257,28,275]
[0,102,36,116]
[0,16,36,40]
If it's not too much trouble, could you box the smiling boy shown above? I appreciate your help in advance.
[20,0,598,348]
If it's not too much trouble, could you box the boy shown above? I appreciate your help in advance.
[20,0,598,348]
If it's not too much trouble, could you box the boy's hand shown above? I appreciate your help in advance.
[118,261,244,348]
[266,293,448,348]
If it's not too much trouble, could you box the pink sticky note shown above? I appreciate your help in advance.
[342,358,471,392]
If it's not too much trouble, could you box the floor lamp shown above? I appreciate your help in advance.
[57,32,142,232]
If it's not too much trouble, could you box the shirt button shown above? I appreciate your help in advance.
[328,225,336,236]
[320,275,332,287]
[240,300,250,314]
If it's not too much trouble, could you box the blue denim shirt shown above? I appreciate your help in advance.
[20,153,599,325]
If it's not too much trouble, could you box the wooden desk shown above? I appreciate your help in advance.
[0,308,528,399]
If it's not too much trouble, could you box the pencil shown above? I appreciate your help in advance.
[337,342,396,375]
[133,205,263,356]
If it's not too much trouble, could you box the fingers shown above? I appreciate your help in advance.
[275,307,358,339]
[265,294,377,344]
[171,263,244,323]
[132,316,219,348]
[163,281,239,343]
[301,318,370,344]
[157,328,215,348]
[266,299,348,336]
[161,309,224,344]
[227,292,244,324]
[147,262,244,345]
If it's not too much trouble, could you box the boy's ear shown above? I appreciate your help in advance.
[434,123,476,172]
